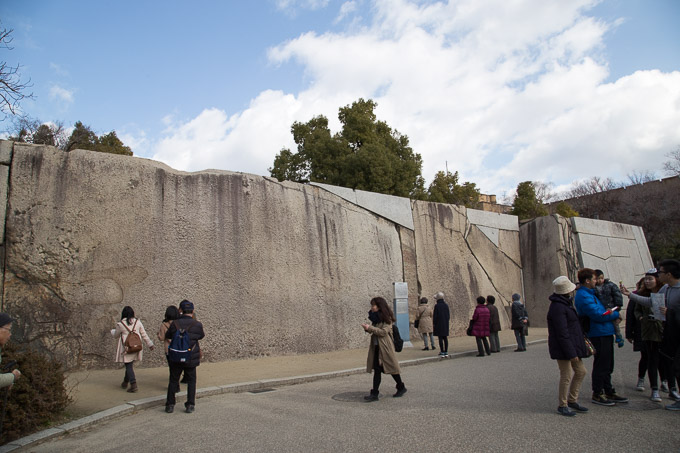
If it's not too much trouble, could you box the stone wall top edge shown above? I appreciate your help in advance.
[466,208,519,231]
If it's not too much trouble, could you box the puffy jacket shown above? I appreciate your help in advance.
[547,293,587,360]
[596,279,623,308]
[574,287,619,338]
[471,305,490,337]
[165,315,205,367]
[511,301,528,330]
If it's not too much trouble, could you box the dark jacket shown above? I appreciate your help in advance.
[547,293,587,360]
[471,305,490,337]
[596,279,623,308]
[487,304,501,332]
[511,301,528,330]
[432,299,450,337]
[625,298,644,351]
[165,314,205,367]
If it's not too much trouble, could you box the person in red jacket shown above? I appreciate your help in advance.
[472,296,491,357]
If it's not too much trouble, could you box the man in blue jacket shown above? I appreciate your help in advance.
[574,268,628,406]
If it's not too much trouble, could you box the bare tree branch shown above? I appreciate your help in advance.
[0,26,33,120]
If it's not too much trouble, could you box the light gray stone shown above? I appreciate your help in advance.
[0,165,8,245]
[477,225,499,246]
[466,208,519,231]
[0,140,12,164]
[576,233,612,260]
[608,237,633,257]
[571,217,635,239]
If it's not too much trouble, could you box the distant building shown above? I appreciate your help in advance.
[477,193,513,214]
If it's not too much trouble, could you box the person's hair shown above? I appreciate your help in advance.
[370,297,396,323]
[594,269,604,277]
[476,296,486,304]
[182,308,194,314]
[634,277,645,292]
[577,268,595,284]
[419,297,428,305]
[121,306,135,324]
[638,275,663,297]
[163,305,180,323]
[486,295,495,305]
[659,259,680,279]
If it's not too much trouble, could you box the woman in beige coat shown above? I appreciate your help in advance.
[361,296,406,401]
[415,297,435,350]
[111,306,154,393]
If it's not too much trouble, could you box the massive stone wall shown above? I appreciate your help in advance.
[520,215,653,326]
[0,141,652,369]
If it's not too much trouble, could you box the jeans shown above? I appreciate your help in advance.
[557,358,587,407]
[166,364,197,407]
[489,331,500,352]
[590,335,615,395]
[476,336,490,355]
[422,333,435,349]
[124,361,136,384]
[514,328,526,350]
[638,346,649,379]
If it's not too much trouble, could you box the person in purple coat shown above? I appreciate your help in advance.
[547,276,589,416]
[472,296,491,356]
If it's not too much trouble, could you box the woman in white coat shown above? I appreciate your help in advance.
[111,306,154,393]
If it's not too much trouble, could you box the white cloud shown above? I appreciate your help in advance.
[49,63,69,77]
[335,1,359,23]
[150,0,680,197]
[49,84,74,104]
[275,0,330,12]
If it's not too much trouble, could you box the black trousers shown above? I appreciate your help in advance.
[371,346,402,391]
[590,335,615,394]
[166,363,197,407]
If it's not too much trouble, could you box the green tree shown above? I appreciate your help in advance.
[270,99,423,198]
[511,181,548,220]
[96,131,132,156]
[427,170,480,207]
[65,121,133,155]
[554,201,579,218]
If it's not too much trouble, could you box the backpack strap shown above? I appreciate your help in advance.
[121,319,136,333]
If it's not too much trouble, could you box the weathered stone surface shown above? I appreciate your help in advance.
[4,144,404,369]
[576,233,612,260]
[0,164,8,245]
[412,201,519,335]
[0,140,12,164]
[571,217,635,240]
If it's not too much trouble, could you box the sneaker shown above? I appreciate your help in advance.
[605,392,629,403]
[635,378,645,392]
[660,380,669,393]
[669,390,680,401]
[650,390,662,402]
[422,347,429,351]
[567,402,589,412]
[592,393,615,406]
[557,406,576,417]
[443,352,448,357]
[665,401,680,411]
[438,352,445,357]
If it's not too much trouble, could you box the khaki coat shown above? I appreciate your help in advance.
[365,321,401,375]
[415,304,434,334]
[112,318,154,363]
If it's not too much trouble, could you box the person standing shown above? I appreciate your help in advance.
[432,292,450,357]
[634,270,666,402]
[0,313,21,389]
[415,297,435,351]
[158,305,181,392]
[547,276,589,416]
[511,293,529,351]
[625,278,647,392]
[595,269,625,348]
[111,306,154,393]
[486,295,501,353]
[361,297,407,401]
[165,300,205,414]
[472,296,491,357]
[574,268,627,406]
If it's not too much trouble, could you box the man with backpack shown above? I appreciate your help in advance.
[164,299,205,414]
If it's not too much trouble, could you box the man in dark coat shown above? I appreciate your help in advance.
[432,292,450,357]
[165,299,205,414]
[547,276,589,416]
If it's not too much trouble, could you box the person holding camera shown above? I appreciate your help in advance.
[0,313,21,389]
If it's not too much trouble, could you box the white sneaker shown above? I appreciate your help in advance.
[650,389,662,402]
[660,381,669,393]
[669,390,680,401]
[636,378,645,392]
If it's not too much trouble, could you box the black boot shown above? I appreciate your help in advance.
[393,382,407,397]
[364,389,379,402]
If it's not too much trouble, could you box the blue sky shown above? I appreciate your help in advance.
[2,0,679,198]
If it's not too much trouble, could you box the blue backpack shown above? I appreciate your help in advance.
[167,320,197,363]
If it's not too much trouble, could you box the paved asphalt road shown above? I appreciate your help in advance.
[25,343,679,452]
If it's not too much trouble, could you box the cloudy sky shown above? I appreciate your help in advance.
[2,0,679,198]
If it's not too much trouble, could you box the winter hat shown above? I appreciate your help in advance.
[511,293,521,301]
[0,313,14,327]
[552,276,576,295]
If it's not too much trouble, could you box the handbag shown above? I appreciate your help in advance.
[414,319,420,329]
[583,336,596,357]
[466,319,474,336]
